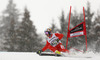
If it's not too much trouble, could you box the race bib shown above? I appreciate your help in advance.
[50,39,59,47]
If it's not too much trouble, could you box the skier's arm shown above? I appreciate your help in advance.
[42,41,50,52]
[55,33,64,40]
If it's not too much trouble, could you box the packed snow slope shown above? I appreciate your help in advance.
[0,52,100,60]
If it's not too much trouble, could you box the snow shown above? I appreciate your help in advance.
[0,52,100,60]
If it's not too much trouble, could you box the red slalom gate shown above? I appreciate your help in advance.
[66,6,87,52]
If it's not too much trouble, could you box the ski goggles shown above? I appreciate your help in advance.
[45,31,49,35]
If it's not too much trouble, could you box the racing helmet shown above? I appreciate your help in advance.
[44,28,52,35]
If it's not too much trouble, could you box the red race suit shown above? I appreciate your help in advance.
[42,33,69,52]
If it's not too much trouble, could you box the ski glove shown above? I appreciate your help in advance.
[37,50,43,54]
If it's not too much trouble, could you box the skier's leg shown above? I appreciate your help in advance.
[56,43,69,53]
[48,45,57,52]
[48,45,61,54]
[55,44,62,52]
[61,45,69,53]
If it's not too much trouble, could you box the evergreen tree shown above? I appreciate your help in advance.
[51,20,59,33]
[59,11,68,47]
[93,11,100,52]
[16,7,42,52]
[59,11,66,33]
[84,2,94,51]
[2,0,20,51]
[71,9,83,26]
[85,2,94,31]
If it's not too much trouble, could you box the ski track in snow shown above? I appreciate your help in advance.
[0,52,100,60]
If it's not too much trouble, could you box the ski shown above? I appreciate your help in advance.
[38,52,62,56]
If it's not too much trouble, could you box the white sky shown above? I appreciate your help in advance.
[0,0,100,34]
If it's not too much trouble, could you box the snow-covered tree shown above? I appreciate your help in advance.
[59,11,68,47]
[85,2,94,42]
[51,20,59,33]
[92,11,100,52]
[16,7,42,52]
[2,0,20,51]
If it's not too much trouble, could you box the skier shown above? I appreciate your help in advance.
[37,28,69,55]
